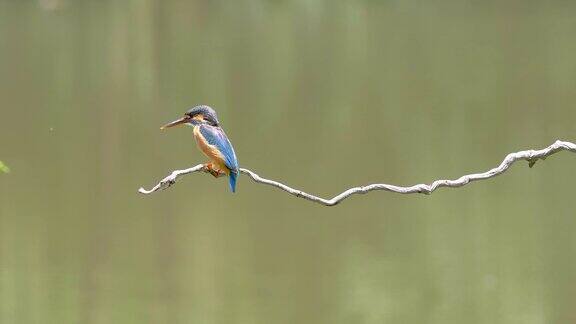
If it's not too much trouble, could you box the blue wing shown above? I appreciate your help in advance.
[198,124,239,172]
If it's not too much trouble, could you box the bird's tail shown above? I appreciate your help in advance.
[229,170,238,193]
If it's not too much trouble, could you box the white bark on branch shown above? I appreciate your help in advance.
[138,140,576,206]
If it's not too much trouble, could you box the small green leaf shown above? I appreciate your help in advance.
[0,161,10,173]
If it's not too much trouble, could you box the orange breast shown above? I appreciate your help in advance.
[193,126,228,171]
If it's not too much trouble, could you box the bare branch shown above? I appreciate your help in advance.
[138,140,576,206]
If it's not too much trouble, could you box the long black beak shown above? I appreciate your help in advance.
[160,116,191,130]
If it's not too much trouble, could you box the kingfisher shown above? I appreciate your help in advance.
[160,105,239,192]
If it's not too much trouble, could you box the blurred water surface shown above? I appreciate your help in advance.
[1,1,576,323]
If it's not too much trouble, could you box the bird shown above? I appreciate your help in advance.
[160,105,239,192]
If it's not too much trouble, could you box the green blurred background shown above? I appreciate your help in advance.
[1,0,575,323]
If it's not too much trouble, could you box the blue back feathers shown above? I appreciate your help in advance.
[198,124,239,192]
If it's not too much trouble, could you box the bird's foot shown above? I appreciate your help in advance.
[203,163,226,178]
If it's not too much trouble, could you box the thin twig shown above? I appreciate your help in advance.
[138,140,576,206]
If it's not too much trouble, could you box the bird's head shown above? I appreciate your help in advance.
[160,105,220,130]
